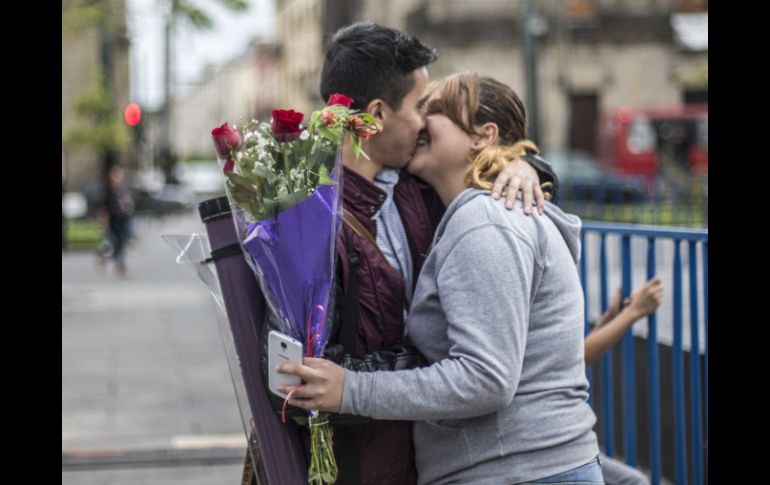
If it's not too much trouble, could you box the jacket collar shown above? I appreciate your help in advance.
[343,165,387,219]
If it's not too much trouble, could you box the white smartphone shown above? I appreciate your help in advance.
[267,330,304,397]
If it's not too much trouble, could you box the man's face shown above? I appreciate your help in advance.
[368,68,429,169]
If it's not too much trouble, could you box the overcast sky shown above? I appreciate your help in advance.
[126,0,275,110]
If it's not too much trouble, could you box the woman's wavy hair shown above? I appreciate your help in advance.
[425,73,543,193]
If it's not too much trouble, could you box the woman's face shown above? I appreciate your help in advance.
[406,112,474,182]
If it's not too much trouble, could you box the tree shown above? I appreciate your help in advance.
[63,0,128,182]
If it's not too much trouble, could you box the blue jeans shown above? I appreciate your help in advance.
[519,456,605,484]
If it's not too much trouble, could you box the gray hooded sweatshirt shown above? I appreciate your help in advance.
[341,188,599,485]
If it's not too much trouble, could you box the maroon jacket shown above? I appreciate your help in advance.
[327,166,443,485]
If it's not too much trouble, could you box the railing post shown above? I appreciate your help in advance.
[646,237,662,485]
[689,241,703,485]
[621,235,636,466]
[672,240,688,485]
[600,233,614,457]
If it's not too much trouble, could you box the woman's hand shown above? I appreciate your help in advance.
[277,357,346,413]
[491,158,544,214]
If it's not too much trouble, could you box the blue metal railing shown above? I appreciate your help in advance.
[599,233,614,457]
[673,241,687,485]
[621,235,637,467]
[581,222,708,485]
[646,237,662,483]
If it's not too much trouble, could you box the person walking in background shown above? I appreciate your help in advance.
[97,164,135,278]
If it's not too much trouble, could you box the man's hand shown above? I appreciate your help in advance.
[277,357,345,413]
[491,158,545,214]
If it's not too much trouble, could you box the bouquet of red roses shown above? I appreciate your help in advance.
[211,94,377,485]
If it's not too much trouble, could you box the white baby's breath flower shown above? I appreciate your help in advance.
[244,131,258,144]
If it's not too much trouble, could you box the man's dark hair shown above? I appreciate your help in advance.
[320,22,437,111]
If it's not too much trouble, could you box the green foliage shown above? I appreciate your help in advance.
[62,0,108,36]
[65,219,103,250]
[66,72,128,154]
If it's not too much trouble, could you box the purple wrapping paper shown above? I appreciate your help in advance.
[202,202,308,485]
[243,184,340,357]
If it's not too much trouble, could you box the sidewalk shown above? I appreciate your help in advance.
[62,211,247,483]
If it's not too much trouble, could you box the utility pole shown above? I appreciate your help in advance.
[521,0,547,145]
[99,0,118,175]
[160,0,175,183]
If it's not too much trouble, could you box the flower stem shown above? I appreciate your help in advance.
[308,412,337,484]
[282,144,292,192]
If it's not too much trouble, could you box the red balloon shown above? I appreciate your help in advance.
[123,103,142,126]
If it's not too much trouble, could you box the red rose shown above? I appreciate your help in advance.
[326,93,354,108]
[223,157,235,173]
[271,109,304,142]
[211,123,241,158]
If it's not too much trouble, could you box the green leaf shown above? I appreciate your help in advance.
[231,185,257,210]
[226,172,257,194]
[355,112,377,124]
[306,145,335,170]
[242,170,265,188]
[318,126,341,145]
[351,136,361,159]
[317,165,336,186]
[255,198,277,218]
[276,189,309,212]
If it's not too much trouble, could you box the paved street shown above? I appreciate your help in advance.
[63,210,247,484]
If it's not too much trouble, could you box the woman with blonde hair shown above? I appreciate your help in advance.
[279,73,603,485]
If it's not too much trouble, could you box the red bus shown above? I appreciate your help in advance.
[597,104,708,179]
